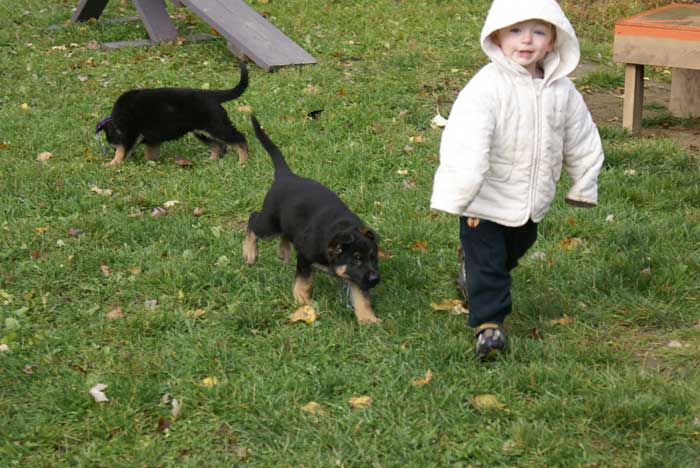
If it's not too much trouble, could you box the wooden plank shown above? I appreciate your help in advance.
[72,0,110,22]
[133,0,178,42]
[179,0,316,71]
[613,35,700,71]
[622,64,644,134]
[670,69,700,118]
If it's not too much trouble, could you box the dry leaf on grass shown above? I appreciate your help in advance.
[0,344,9,352]
[410,369,433,387]
[187,309,206,318]
[90,185,113,196]
[37,151,52,162]
[289,305,317,324]
[192,207,206,217]
[201,377,218,387]
[348,395,373,409]
[430,299,469,315]
[301,401,328,416]
[558,237,583,250]
[100,264,112,276]
[106,305,125,320]
[547,315,575,326]
[163,200,179,209]
[89,383,109,403]
[470,393,505,411]
[431,112,448,128]
[411,240,428,252]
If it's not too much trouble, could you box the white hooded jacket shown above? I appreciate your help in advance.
[430,0,604,226]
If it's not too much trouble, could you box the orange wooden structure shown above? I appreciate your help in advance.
[613,4,700,133]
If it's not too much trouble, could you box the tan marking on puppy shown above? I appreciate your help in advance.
[348,283,381,324]
[277,237,292,264]
[234,142,249,164]
[104,145,127,168]
[208,143,224,160]
[144,144,161,161]
[333,264,351,281]
[293,274,314,304]
[242,230,259,265]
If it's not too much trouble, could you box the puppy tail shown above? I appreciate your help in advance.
[251,115,292,176]
[211,62,249,103]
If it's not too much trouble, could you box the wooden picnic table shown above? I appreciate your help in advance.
[613,3,700,133]
[71,0,316,71]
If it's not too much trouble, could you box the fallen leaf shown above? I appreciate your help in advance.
[397,169,409,176]
[0,344,9,352]
[410,240,428,252]
[174,158,193,167]
[106,305,125,320]
[187,309,206,318]
[171,398,181,418]
[78,75,88,82]
[431,112,448,128]
[605,214,615,223]
[20,103,29,110]
[37,151,52,162]
[89,383,109,402]
[410,369,433,386]
[304,84,319,94]
[201,377,218,387]
[144,299,159,311]
[558,237,583,250]
[90,185,113,196]
[192,207,206,217]
[409,135,426,144]
[547,315,575,326]
[470,393,505,411]
[348,395,373,409]
[430,299,468,315]
[301,401,328,416]
[128,267,141,275]
[22,364,36,374]
[530,251,546,260]
[528,328,542,339]
[0,143,9,150]
[163,200,179,208]
[68,228,83,237]
[156,416,171,433]
[289,305,317,324]
[151,207,167,218]
[34,226,49,234]
[236,105,253,113]
[100,264,112,276]
[666,340,687,349]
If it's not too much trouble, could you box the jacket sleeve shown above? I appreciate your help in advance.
[430,76,496,215]
[562,87,604,207]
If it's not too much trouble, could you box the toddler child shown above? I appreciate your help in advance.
[430,0,605,359]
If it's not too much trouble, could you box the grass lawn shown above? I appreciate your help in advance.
[1,0,699,466]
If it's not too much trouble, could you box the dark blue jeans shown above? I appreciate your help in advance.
[459,217,538,328]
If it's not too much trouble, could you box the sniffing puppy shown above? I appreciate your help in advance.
[243,116,381,324]
[96,62,249,167]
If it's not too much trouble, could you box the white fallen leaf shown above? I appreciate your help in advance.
[605,214,615,223]
[163,200,179,208]
[431,113,448,129]
[0,344,9,352]
[666,340,687,349]
[37,151,52,162]
[530,251,546,260]
[89,383,109,402]
[171,398,181,418]
[624,169,637,176]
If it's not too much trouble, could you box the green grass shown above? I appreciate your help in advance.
[2,0,700,466]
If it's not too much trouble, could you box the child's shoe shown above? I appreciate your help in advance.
[474,323,506,360]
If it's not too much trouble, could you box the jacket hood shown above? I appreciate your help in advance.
[480,0,580,82]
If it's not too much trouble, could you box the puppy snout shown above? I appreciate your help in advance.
[366,270,380,288]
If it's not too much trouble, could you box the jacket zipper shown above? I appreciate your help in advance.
[530,81,543,219]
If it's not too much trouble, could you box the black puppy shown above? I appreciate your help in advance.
[243,116,381,324]
[96,62,249,167]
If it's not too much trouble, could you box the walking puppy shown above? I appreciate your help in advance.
[96,62,249,167]
[243,116,381,324]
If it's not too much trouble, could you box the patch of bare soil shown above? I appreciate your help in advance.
[572,63,700,153]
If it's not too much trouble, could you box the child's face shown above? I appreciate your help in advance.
[496,20,554,76]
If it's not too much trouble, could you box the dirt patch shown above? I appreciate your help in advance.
[572,63,700,153]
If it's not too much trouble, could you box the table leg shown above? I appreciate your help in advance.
[670,68,700,119]
[623,64,644,134]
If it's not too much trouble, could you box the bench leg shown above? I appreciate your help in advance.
[72,0,110,22]
[622,64,644,134]
[670,69,700,119]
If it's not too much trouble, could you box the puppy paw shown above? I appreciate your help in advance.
[358,315,383,325]
[242,250,257,265]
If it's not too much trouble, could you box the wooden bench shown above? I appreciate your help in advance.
[613,4,700,133]
[71,0,316,71]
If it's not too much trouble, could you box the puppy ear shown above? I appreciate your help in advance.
[326,231,355,260]
[357,226,378,242]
